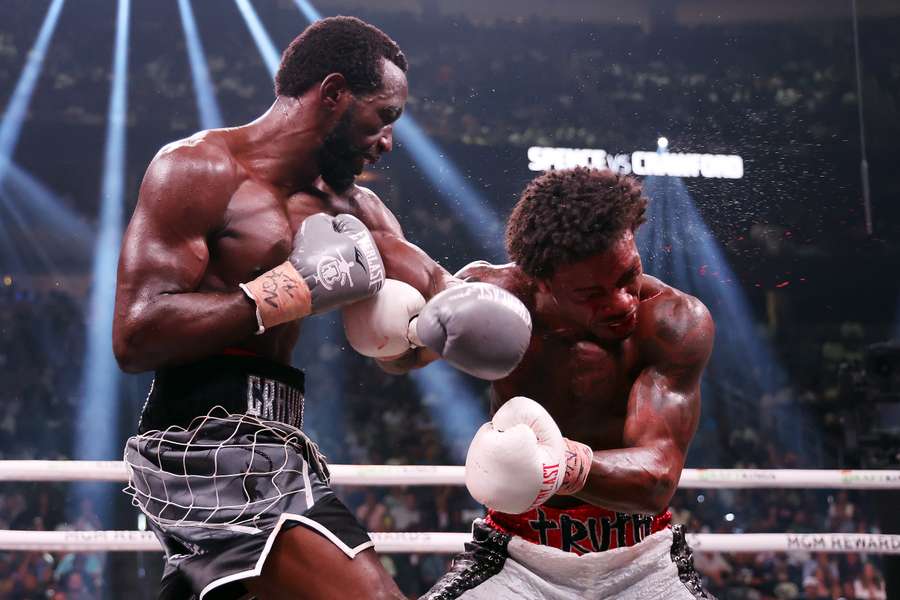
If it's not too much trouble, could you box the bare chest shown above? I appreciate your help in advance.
[496,333,642,448]
[203,184,347,288]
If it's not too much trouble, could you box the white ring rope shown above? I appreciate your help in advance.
[1,461,899,489]
[2,461,899,555]
[0,530,898,555]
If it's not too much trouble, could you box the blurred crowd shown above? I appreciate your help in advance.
[0,286,104,599]
[671,477,888,599]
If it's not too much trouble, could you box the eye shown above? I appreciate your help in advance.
[618,267,641,287]
[380,108,401,125]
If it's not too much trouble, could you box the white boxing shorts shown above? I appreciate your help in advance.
[422,521,714,600]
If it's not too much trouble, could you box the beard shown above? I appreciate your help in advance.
[318,106,365,193]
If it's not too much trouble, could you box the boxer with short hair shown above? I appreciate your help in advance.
[114,16,529,600]
[403,167,716,599]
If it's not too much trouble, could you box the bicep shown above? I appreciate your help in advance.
[622,365,701,455]
[117,157,223,305]
[623,295,714,451]
[118,211,209,300]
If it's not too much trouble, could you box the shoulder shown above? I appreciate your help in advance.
[138,132,238,224]
[638,276,714,368]
[345,184,403,237]
[454,261,537,308]
[148,131,236,183]
[143,132,238,203]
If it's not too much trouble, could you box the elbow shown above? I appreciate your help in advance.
[644,468,679,514]
[644,491,676,516]
[113,334,148,373]
[115,353,146,375]
[113,315,156,373]
[626,455,679,514]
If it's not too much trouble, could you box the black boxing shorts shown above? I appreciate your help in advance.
[124,355,372,600]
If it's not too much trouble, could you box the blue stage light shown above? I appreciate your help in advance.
[292,0,322,22]
[410,363,488,463]
[0,0,65,185]
[0,0,68,273]
[0,162,94,276]
[76,0,131,469]
[393,118,505,261]
[178,0,223,130]
[234,0,281,75]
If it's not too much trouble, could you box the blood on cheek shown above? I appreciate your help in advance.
[578,290,637,326]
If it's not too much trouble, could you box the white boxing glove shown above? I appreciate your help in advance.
[464,396,594,514]
[342,279,426,358]
[343,278,531,382]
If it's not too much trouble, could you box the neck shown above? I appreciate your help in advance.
[233,95,325,192]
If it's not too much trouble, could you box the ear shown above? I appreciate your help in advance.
[319,73,350,110]
[535,277,551,295]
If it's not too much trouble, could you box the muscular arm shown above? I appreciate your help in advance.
[113,145,257,372]
[573,295,714,514]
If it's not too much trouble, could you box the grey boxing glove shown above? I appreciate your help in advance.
[296,213,385,313]
[240,213,385,333]
[413,283,532,380]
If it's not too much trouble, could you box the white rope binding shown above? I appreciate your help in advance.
[1,530,899,555]
[0,461,899,489]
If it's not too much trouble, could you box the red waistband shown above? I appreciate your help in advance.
[485,503,671,555]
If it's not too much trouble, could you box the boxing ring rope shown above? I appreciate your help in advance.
[2,461,899,555]
[1,461,899,489]
[1,530,899,555]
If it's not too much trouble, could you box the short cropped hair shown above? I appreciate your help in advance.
[506,167,648,279]
[275,16,408,97]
